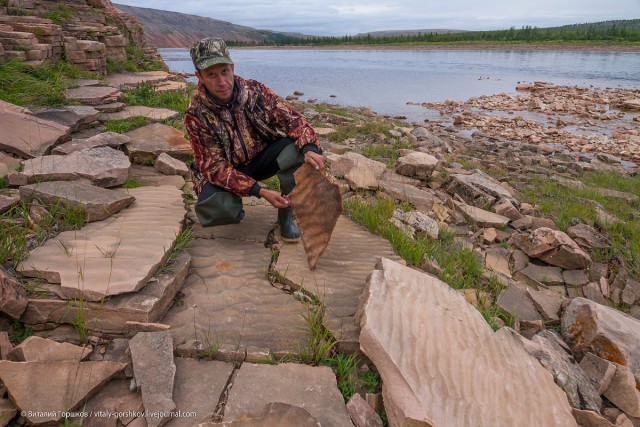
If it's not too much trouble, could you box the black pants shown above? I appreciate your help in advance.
[194,138,304,227]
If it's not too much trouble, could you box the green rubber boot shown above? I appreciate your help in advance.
[278,206,300,243]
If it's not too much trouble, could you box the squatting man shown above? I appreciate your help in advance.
[184,37,324,241]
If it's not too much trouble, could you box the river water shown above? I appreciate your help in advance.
[159,48,640,124]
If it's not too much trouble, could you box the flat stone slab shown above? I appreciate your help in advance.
[10,146,131,188]
[130,331,176,427]
[357,258,576,427]
[64,85,123,106]
[454,201,510,228]
[129,164,186,189]
[447,171,518,208]
[7,336,89,362]
[0,109,70,158]
[105,71,172,88]
[166,358,234,427]
[223,363,353,427]
[32,105,99,132]
[100,105,181,122]
[203,402,321,427]
[51,131,130,155]
[20,252,190,334]
[124,123,192,163]
[18,186,186,302]
[275,216,400,352]
[19,181,135,222]
[163,205,309,357]
[155,81,188,92]
[70,378,144,426]
[0,360,126,425]
[379,179,435,211]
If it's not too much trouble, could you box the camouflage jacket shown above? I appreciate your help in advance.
[184,76,319,197]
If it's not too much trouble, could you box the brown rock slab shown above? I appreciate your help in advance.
[0,194,19,214]
[485,247,512,277]
[123,321,170,338]
[69,378,143,426]
[573,409,620,427]
[18,186,185,302]
[105,71,172,88]
[0,266,28,320]
[379,179,435,211]
[166,358,234,427]
[51,131,130,155]
[275,216,400,352]
[155,152,189,177]
[580,353,617,395]
[357,258,575,427]
[604,362,640,418]
[201,402,321,427]
[517,263,564,286]
[564,269,590,287]
[20,252,190,334]
[12,147,131,187]
[395,151,438,180]
[345,164,379,190]
[32,105,99,132]
[163,205,309,356]
[493,197,523,220]
[446,171,518,208]
[7,336,89,362]
[326,152,386,180]
[223,363,353,427]
[0,332,12,360]
[454,201,510,228]
[0,109,70,158]
[562,298,640,385]
[346,393,383,427]
[130,331,176,427]
[497,282,544,322]
[0,360,125,425]
[290,164,342,270]
[525,287,563,321]
[124,123,192,163]
[510,227,591,270]
[0,398,17,427]
[19,181,135,222]
[64,85,123,106]
[567,223,611,249]
[129,164,186,189]
[100,105,180,122]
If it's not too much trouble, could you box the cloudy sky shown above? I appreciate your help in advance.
[114,0,640,36]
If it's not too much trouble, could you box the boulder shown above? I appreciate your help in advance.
[446,171,518,208]
[19,181,135,222]
[154,152,189,177]
[124,123,192,163]
[395,151,438,180]
[510,227,591,270]
[567,224,611,249]
[562,298,640,385]
[10,147,131,187]
[326,152,387,180]
[345,164,379,190]
[357,258,575,427]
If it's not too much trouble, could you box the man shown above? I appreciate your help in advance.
[184,37,324,242]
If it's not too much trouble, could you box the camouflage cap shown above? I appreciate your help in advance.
[190,37,234,70]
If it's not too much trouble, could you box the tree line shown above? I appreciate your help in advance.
[226,19,640,47]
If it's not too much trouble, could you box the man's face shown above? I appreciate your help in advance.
[196,63,235,103]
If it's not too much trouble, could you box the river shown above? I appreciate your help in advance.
[159,48,640,124]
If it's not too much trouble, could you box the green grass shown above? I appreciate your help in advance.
[44,2,73,24]
[123,83,193,113]
[0,200,86,270]
[327,120,396,144]
[122,177,143,189]
[9,320,33,344]
[325,353,358,403]
[106,45,167,73]
[360,370,381,393]
[104,116,148,133]
[296,301,336,366]
[343,195,483,289]
[520,171,640,277]
[0,58,90,107]
[479,303,515,331]
[260,175,281,192]
[158,227,194,274]
[360,140,413,168]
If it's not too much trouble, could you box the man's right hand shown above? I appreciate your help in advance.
[259,188,290,208]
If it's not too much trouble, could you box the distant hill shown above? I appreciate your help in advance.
[113,3,308,47]
[355,29,468,38]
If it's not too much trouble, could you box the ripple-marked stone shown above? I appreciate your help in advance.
[357,258,576,427]
[18,186,185,301]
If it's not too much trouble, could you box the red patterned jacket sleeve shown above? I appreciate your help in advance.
[184,112,257,196]
[258,82,319,151]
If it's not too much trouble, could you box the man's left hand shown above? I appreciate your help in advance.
[304,151,325,171]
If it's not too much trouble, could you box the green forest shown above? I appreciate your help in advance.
[227,19,640,47]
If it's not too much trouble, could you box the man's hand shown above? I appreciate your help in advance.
[304,151,325,171]
[259,188,290,208]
